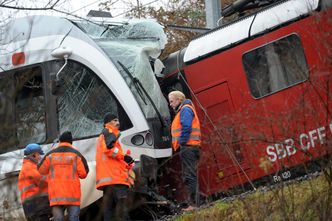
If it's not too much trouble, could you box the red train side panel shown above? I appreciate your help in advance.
[161,0,332,200]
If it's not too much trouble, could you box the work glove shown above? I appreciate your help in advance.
[124,155,134,165]
[102,128,117,149]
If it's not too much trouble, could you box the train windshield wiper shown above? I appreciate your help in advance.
[117,61,165,128]
[117,61,147,104]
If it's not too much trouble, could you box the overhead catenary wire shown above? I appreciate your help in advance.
[70,0,104,14]
[0,0,161,21]
[67,0,159,18]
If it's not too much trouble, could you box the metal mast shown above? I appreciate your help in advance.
[205,0,222,28]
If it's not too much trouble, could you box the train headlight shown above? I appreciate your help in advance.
[145,132,154,146]
[131,134,144,146]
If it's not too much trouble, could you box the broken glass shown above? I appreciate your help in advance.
[57,60,132,139]
[75,18,170,125]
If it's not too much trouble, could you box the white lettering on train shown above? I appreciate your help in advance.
[273,171,292,182]
[267,124,330,162]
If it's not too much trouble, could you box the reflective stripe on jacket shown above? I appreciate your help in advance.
[95,124,131,190]
[38,142,89,206]
[18,158,49,203]
[171,103,201,151]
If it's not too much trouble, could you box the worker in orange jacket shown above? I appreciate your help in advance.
[169,90,201,211]
[38,131,89,221]
[18,143,52,221]
[96,113,134,221]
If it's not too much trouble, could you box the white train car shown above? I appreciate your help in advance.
[0,15,172,219]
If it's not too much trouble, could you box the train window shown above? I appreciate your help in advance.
[0,75,16,153]
[243,34,308,98]
[57,60,132,139]
[15,67,46,147]
[0,67,46,153]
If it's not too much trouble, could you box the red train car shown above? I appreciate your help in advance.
[160,0,332,201]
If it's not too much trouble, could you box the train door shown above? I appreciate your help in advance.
[193,80,250,195]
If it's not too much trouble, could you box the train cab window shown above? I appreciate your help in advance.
[243,34,308,98]
[57,60,132,139]
[0,75,16,153]
[0,67,46,153]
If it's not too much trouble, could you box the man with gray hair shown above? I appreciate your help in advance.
[168,90,201,211]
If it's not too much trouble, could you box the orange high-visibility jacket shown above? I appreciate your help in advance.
[95,124,131,190]
[18,157,48,203]
[171,103,201,151]
[38,142,89,206]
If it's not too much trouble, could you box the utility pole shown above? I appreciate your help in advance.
[205,0,222,29]
[136,0,141,18]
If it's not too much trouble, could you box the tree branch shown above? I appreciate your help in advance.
[0,0,61,10]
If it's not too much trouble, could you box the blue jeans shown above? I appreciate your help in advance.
[52,205,80,221]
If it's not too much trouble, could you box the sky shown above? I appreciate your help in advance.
[63,0,137,17]
[0,0,162,20]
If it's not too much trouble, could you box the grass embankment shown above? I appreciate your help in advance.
[173,171,332,221]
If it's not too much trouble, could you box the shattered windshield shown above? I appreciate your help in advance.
[76,19,170,125]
